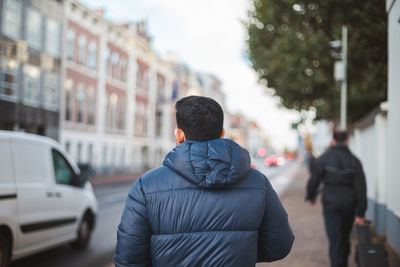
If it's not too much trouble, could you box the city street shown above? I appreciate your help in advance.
[1,0,399,265]
[9,161,400,267]
[9,164,286,267]
[10,181,133,267]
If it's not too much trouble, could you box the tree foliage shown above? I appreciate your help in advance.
[246,0,387,122]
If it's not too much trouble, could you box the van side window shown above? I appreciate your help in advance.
[52,149,74,185]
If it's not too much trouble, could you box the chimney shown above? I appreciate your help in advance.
[95,8,104,16]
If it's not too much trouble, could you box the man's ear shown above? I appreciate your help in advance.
[174,128,186,145]
[220,128,225,138]
[331,139,337,146]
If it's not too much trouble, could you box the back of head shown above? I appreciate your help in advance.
[333,130,348,144]
[175,96,224,141]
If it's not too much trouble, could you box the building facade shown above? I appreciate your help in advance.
[385,0,400,253]
[0,0,260,176]
[60,0,178,174]
[347,0,400,254]
[0,0,64,140]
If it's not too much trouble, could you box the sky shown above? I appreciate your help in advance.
[81,0,299,150]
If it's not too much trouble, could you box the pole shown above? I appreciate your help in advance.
[340,25,347,130]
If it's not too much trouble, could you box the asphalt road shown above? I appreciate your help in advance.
[10,162,291,267]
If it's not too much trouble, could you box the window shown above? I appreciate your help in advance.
[88,41,97,69]
[26,6,42,49]
[78,35,87,65]
[87,86,95,125]
[106,92,124,130]
[118,96,126,130]
[52,149,74,185]
[105,47,111,75]
[64,79,73,121]
[0,57,18,99]
[46,18,61,57]
[44,72,59,108]
[135,102,147,136]
[66,29,75,60]
[136,61,149,92]
[76,83,85,123]
[157,74,165,99]
[108,93,118,129]
[120,58,127,82]
[111,52,119,79]
[155,108,162,137]
[23,64,41,105]
[1,0,21,39]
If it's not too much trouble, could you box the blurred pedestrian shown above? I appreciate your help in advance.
[115,96,294,267]
[306,130,367,267]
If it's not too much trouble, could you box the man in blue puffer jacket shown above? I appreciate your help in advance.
[114,96,294,267]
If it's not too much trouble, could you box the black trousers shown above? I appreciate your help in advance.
[323,207,355,267]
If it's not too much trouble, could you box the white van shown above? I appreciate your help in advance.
[0,131,98,267]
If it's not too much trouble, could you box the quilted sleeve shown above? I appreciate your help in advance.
[257,178,295,262]
[114,178,152,267]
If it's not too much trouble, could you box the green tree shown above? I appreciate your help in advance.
[246,0,387,122]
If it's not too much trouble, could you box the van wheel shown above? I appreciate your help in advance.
[0,233,11,267]
[70,215,92,250]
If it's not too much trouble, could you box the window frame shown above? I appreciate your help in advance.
[23,64,41,106]
[120,57,127,82]
[1,0,22,39]
[111,51,120,79]
[76,83,85,123]
[118,96,126,130]
[109,93,118,129]
[25,6,42,49]
[78,35,87,65]
[88,41,97,70]
[43,71,59,110]
[66,29,75,60]
[45,17,61,57]
[0,57,19,101]
[105,47,111,76]
[65,79,74,121]
[87,86,95,125]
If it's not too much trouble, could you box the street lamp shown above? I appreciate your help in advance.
[330,26,348,130]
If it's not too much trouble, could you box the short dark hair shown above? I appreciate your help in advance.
[333,130,348,143]
[175,96,224,141]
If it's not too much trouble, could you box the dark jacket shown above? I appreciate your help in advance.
[306,145,367,217]
[115,138,294,267]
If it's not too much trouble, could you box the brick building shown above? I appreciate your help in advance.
[60,0,176,174]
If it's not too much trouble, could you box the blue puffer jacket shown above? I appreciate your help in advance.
[115,139,294,267]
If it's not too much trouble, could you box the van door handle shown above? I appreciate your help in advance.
[55,192,62,198]
[46,192,54,197]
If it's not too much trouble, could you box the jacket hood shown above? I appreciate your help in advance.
[163,138,250,189]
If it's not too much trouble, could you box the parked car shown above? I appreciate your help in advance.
[0,131,98,267]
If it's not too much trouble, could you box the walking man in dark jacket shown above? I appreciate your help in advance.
[306,131,367,267]
[114,96,294,267]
